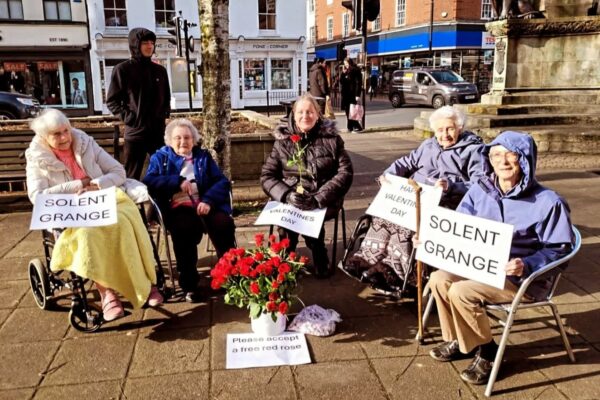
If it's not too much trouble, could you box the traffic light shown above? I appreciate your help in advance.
[341,0,362,30]
[167,16,182,57]
[336,42,347,61]
[365,0,380,22]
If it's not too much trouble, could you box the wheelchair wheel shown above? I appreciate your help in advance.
[28,259,50,310]
[69,299,102,333]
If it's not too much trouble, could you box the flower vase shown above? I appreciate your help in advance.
[251,312,286,336]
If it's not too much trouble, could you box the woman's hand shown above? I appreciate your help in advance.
[434,178,449,192]
[505,258,525,277]
[77,183,99,195]
[196,202,211,216]
[180,179,194,195]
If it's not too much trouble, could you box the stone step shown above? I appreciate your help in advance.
[481,90,600,105]
[454,103,600,116]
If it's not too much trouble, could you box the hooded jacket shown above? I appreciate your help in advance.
[143,145,232,216]
[340,64,362,109]
[457,131,574,299]
[384,131,484,209]
[309,63,329,98]
[106,28,171,141]
[25,128,126,203]
[261,117,353,215]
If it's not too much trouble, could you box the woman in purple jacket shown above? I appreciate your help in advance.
[344,106,484,290]
[428,131,574,385]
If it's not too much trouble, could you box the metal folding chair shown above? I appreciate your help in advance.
[418,226,582,397]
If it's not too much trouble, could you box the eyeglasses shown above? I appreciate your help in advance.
[489,151,519,163]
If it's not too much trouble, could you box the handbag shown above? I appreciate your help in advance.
[348,102,364,122]
[324,95,336,120]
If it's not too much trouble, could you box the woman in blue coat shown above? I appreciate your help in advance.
[428,131,574,385]
[144,119,236,302]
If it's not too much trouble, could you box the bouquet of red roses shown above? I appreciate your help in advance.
[210,233,307,320]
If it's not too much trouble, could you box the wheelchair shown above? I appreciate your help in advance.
[337,214,428,300]
[27,201,171,333]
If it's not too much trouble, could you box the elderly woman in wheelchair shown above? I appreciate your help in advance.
[342,106,484,293]
[25,109,163,327]
[425,131,575,386]
[143,118,236,303]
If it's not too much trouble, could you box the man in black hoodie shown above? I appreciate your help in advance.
[308,57,329,113]
[107,28,171,179]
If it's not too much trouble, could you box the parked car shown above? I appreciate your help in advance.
[388,68,479,109]
[0,91,41,120]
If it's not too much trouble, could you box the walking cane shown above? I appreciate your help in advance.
[408,179,424,344]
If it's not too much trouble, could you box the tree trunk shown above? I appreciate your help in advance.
[199,0,231,177]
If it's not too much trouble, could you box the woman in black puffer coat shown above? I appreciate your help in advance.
[261,94,353,278]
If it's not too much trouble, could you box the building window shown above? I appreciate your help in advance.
[43,0,71,21]
[372,14,381,32]
[259,0,276,30]
[309,26,316,47]
[342,13,350,38]
[396,0,406,26]
[271,59,292,90]
[481,0,494,19]
[327,16,333,41]
[0,0,23,19]
[155,0,175,28]
[104,0,127,27]
[244,59,266,91]
[309,0,314,12]
[327,0,332,4]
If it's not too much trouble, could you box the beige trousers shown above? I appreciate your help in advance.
[429,270,525,354]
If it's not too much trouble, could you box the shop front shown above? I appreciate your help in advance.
[0,24,92,116]
[230,38,307,109]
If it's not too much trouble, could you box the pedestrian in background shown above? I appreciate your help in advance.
[107,27,171,180]
[369,73,378,101]
[309,57,329,113]
[340,57,363,132]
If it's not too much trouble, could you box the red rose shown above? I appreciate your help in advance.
[277,273,285,283]
[271,281,280,289]
[269,292,279,301]
[254,233,264,247]
[269,234,277,243]
[211,279,222,290]
[239,264,251,277]
[266,301,277,311]
[278,263,291,274]
[299,256,309,264]
[264,265,273,276]
[270,242,282,253]
[280,238,290,248]
[288,251,296,261]
[254,252,264,261]
[278,301,289,314]
[290,134,301,143]
[250,282,260,295]
[271,256,281,267]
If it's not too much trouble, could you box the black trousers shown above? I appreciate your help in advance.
[277,226,329,273]
[165,207,236,292]
[123,138,164,180]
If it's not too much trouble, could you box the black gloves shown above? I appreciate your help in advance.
[286,191,318,211]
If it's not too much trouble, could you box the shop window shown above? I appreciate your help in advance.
[0,0,23,19]
[342,13,349,38]
[271,59,292,90]
[104,0,127,27]
[43,0,71,21]
[396,0,406,27]
[371,14,381,32]
[481,0,494,19]
[259,0,276,30]
[327,16,333,41]
[155,0,175,29]
[244,59,265,91]
[169,58,197,94]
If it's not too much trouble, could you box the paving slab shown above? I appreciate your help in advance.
[0,257,29,281]
[563,272,600,301]
[0,341,60,390]
[33,380,122,400]
[552,302,600,344]
[0,388,35,400]
[129,326,210,377]
[141,298,211,331]
[0,280,29,310]
[40,334,136,386]
[303,323,365,363]
[63,306,145,338]
[124,372,209,400]
[0,309,10,328]
[294,360,388,400]
[211,367,294,400]
[0,213,33,258]
[5,230,44,259]
[210,320,254,370]
[0,307,68,343]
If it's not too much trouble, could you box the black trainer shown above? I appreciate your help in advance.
[184,290,203,303]
[429,340,474,362]
[460,354,494,385]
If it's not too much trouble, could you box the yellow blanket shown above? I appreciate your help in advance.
[50,188,157,309]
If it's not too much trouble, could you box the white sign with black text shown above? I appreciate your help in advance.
[416,206,514,289]
[226,332,311,369]
[30,187,118,230]
[366,174,443,231]
[255,201,327,238]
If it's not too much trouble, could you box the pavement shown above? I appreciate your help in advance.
[2,132,600,400]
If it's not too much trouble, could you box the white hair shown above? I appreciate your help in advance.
[29,108,71,139]
[164,118,201,145]
[428,106,466,130]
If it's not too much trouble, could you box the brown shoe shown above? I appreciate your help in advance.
[460,354,493,385]
[429,340,474,362]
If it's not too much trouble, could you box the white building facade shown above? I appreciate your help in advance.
[86,0,307,113]
[0,0,92,116]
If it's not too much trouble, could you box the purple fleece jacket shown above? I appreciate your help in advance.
[457,131,574,299]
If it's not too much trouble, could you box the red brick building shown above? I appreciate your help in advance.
[312,0,495,93]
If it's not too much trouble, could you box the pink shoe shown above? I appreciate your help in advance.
[101,289,124,322]
[147,286,164,307]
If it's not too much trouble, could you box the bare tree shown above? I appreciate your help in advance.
[198,0,231,177]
